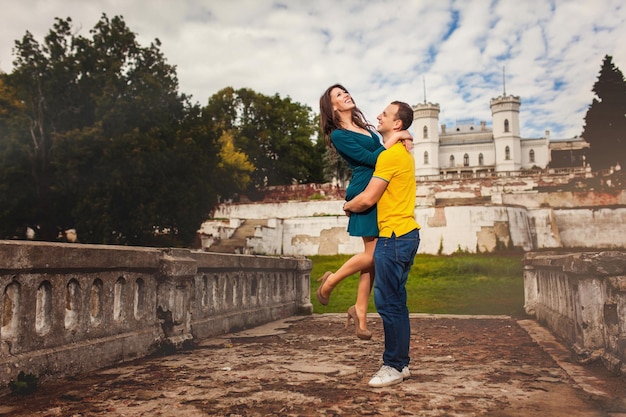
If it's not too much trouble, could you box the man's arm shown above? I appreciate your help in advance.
[343,177,388,213]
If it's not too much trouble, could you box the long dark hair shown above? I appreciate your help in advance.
[319,84,372,148]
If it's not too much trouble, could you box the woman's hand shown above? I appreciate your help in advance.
[402,137,414,152]
[383,130,413,149]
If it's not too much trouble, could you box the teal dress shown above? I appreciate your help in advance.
[331,129,384,237]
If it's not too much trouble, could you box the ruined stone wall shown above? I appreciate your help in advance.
[209,169,625,255]
[214,201,626,255]
[0,241,312,387]
[523,251,626,375]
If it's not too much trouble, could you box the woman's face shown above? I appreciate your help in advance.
[330,87,355,113]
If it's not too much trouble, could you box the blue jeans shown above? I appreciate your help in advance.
[373,228,420,371]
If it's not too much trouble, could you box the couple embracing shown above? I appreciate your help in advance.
[317,84,421,388]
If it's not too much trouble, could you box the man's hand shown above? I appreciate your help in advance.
[343,177,388,213]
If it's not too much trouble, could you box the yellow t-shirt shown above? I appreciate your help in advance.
[372,143,420,238]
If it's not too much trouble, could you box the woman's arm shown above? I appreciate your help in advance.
[331,130,384,168]
[383,130,413,150]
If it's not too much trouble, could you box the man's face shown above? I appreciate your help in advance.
[377,103,400,135]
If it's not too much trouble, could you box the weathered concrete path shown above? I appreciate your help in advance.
[1,314,625,416]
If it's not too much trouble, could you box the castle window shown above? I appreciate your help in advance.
[463,154,469,166]
[529,149,535,163]
[450,155,455,167]
[505,146,511,160]
[424,151,429,165]
[478,153,484,166]
[423,126,428,139]
[504,119,510,133]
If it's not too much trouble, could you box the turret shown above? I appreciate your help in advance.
[490,95,521,171]
[413,102,441,176]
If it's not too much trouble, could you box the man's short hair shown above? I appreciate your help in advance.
[391,101,413,130]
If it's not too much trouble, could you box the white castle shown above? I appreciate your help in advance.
[412,94,550,176]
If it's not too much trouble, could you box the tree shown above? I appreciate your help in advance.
[215,131,254,197]
[581,55,626,171]
[0,15,237,246]
[1,15,330,246]
[4,19,77,239]
[204,87,325,197]
[0,76,35,239]
[323,143,352,187]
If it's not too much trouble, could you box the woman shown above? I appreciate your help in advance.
[317,84,410,340]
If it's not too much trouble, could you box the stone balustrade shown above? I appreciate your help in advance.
[0,240,312,388]
[523,250,626,375]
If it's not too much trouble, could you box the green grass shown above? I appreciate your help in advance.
[310,252,526,317]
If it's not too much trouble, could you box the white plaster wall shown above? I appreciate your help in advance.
[282,217,362,256]
[508,207,534,249]
[521,139,550,168]
[554,208,626,249]
[198,218,242,239]
[246,216,364,256]
[214,200,344,219]
[415,206,533,255]
[238,207,513,257]
[527,208,563,248]
[427,206,479,253]
[246,221,285,255]
[209,196,626,256]
[415,207,442,254]
[502,190,626,209]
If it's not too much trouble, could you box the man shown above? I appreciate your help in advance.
[343,101,421,388]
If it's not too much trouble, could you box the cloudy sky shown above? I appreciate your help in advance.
[1,0,625,139]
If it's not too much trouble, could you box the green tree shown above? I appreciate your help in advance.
[0,15,232,246]
[5,18,78,239]
[204,87,325,196]
[323,144,352,187]
[581,55,626,171]
[0,76,34,239]
[305,114,329,185]
[307,113,351,186]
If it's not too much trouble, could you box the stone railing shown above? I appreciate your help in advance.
[0,240,312,388]
[523,251,626,375]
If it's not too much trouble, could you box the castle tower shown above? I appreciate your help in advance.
[490,95,521,171]
[413,102,441,176]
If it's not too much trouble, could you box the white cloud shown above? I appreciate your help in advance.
[1,0,625,138]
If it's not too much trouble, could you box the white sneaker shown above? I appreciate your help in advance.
[402,366,410,379]
[368,365,404,387]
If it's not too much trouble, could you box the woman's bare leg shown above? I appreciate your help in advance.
[318,236,376,331]
[318,236,375,297]
[354,237,376,330]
